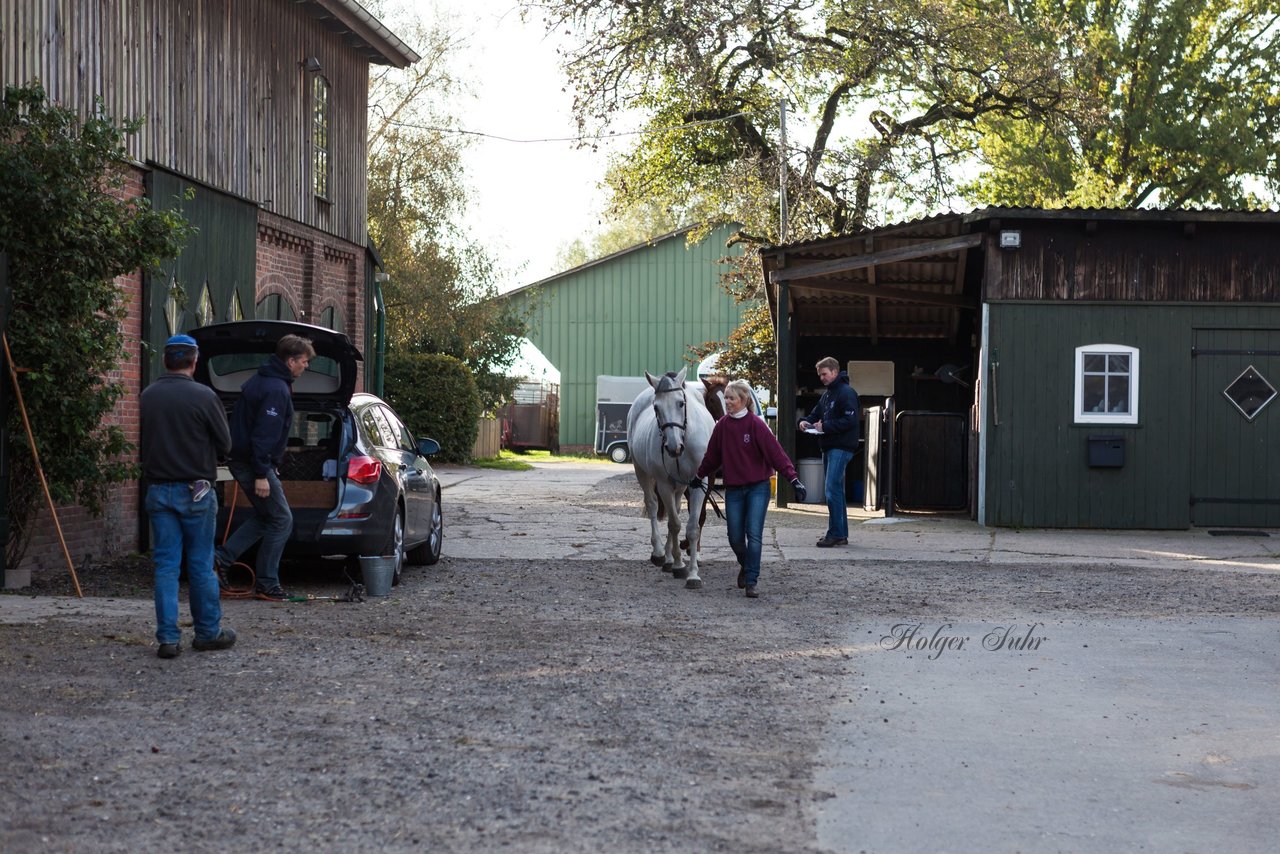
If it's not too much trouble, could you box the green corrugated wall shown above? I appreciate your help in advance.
[983,302,1280,528]
[503,225,745,449]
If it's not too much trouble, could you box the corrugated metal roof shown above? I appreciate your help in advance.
[502,224,732,298]
[763,206,1280,255]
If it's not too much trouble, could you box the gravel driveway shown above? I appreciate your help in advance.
[2,463,1277,852]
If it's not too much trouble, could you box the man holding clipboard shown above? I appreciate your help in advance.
[798,357,860,547]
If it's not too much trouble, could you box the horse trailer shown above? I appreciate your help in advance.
[595,375,650,463]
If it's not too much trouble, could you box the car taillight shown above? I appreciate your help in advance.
[346,455,382,484]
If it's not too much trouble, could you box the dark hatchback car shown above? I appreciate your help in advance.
[191,320,443,584]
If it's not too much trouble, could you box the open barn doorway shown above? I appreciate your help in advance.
[763,218,985,516]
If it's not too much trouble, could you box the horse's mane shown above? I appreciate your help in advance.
[701,374,728,421]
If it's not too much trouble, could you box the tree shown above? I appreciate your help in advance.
[0,82,192,567]
[366,2,528,412]
[527,0,1092,387]
[965,0,1280,208]
[532,0,1087,239]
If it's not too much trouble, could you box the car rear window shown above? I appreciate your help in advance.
[205,353,341,395]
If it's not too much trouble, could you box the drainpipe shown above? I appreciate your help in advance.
[373,273,388,397]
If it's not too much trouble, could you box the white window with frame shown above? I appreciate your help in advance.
[1074,344,1139,424]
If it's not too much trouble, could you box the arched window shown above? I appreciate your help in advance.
[312,75,330,200]
[318,305,343,332]
[256,293,297,322]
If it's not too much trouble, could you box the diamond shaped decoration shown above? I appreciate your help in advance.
[1223,365,1277,421]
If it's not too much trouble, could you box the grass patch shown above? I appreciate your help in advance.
[470,449,615,470]
[471,455,534,471]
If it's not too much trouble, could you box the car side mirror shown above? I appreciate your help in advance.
[417,437,441,457]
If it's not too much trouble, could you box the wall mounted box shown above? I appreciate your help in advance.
[1087,435,1125,467]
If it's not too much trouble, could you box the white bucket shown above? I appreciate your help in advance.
[359,555,395,597]
[796,458,825,503]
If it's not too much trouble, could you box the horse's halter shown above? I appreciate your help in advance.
[652,382,688,458]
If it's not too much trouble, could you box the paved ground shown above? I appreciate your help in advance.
[1,460,1277,852]
[446,461,1280,852]
[437,461,1280,572]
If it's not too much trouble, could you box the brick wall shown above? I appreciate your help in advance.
[256,210,366,387]
[17,171,370,582]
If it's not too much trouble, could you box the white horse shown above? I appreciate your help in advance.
[627,367,715,589]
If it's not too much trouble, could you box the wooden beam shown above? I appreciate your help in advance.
[770,233,983,284]
[793,280,978,310]
[950,233,968,345]
[865,236,879,346]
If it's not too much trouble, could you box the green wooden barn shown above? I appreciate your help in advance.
[763,208,1280,529]
[501,225,745,452]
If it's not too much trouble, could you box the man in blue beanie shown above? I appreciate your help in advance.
[140,334,235,658]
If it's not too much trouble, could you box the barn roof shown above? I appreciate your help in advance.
[299,0,421,67]
[502,224,733,298]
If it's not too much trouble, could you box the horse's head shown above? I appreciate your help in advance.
[646,367,690,457]
[702,374,728,421]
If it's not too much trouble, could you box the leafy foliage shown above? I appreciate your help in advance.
[532,0,1089,239]
[0,82,192,566]
[366,3,529,413]
[965,0,1280,208]
[383,352,480,464]
[528,0,1094,390]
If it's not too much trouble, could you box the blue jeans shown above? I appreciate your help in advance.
[823,448,854,540]
[219,462,292,590]
[725,480,771,587]
[147,482,222,645]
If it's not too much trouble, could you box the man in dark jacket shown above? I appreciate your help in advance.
[799,356,860,547]
[140,334,235,658]
[216,334,315,600]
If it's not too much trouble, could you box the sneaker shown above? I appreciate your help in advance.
[192,628,237,652]
[816,537,848,548]
[745,585,759,598]
[157,642,181,659]
[254,585,288,602]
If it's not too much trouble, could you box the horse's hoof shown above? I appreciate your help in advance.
[662,562,674,574]
[650,555,666,567]
[672,567,688,579]
[685,578,703,589]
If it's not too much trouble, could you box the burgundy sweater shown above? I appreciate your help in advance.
[697,413,798,486]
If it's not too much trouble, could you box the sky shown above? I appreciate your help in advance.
[395,0,626,291]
